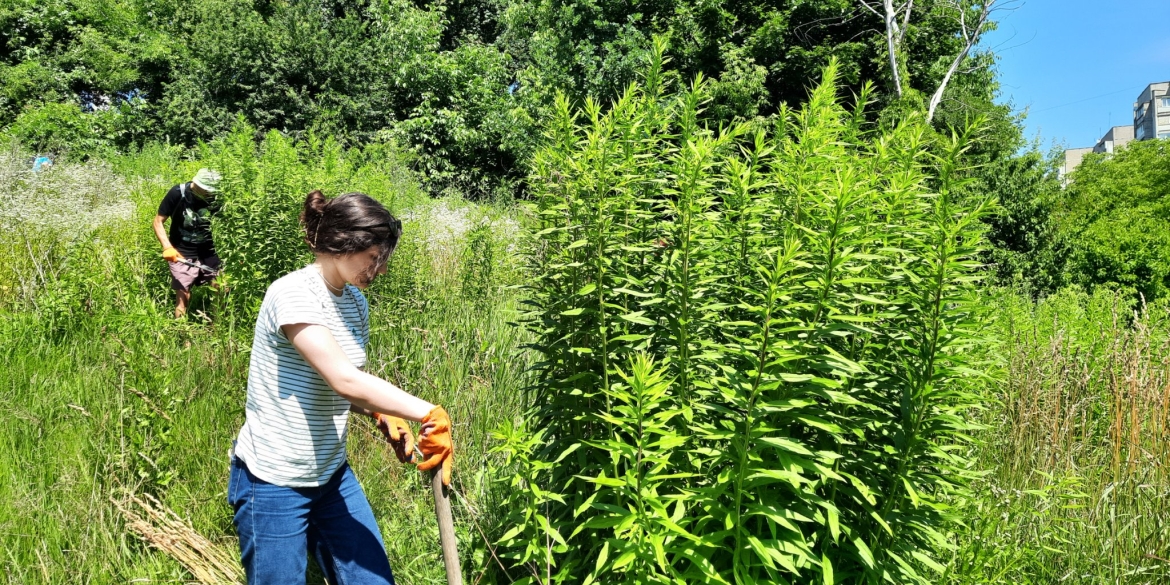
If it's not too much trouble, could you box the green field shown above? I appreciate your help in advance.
[3,82,1168,585]
[0,139,530,583]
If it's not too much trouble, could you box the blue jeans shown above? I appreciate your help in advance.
[228,455,396,585]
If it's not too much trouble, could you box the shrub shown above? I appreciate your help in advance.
[492,39,992,584]
[4,102,104,154]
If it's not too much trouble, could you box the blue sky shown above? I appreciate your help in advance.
[982,0,1170,150]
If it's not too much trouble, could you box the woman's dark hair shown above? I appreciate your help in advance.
[301,191,401,265]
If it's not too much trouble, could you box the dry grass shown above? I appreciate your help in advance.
[113,493,244,584]
[999,294,1170,481]
[967,288,1170,583]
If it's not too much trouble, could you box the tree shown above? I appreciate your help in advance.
[498,0,1012,124]
[857,0,1014,122]
[0,0,1025,199]
[1054,139,1170,301]
[978,148,1064,293]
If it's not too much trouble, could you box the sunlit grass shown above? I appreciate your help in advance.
[0,144,530,584]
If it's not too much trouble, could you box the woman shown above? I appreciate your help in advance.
[229,190,453,584]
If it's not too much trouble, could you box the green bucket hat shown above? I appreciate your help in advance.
[192,168,222,193]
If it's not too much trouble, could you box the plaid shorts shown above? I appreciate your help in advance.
[168,255,221,291]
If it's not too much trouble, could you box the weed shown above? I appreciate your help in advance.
[494,38,992,584]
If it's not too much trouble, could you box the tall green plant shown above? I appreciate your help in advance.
[495,38,991,584]
[206,120,422,318]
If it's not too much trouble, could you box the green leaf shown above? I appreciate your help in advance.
[826,504,840,542]
[594,540,610,574]
[852,537,875,569]
[910,550,946,573]
[612,550,637,570]
[901,476,921,507]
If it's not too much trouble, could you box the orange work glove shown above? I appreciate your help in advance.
[162,247,185,263]
[417,405,453,486]
[374,413,415,464]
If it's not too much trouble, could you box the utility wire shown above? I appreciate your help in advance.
[1028,85,1145,114]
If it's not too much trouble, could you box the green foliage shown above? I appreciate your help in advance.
[204,120,424,318]
[1056,139,1170,301]
[0,0,1021,196]
[978,148,1064,293]
[500,0,1011,129]
[0,0,543,194]
[4,101,100,153]
[494,44,992,584]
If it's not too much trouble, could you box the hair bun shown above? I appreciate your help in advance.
[301,190,397,259]
[301,190,328,248]
[305,190,328,215]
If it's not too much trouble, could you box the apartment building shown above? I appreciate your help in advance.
[1061,82,1169,182]
[1093,125,1134,154]
[1059,147,1093,183]
[1133,81,1170,141]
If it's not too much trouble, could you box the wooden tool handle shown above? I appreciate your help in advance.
[429,468,462,585]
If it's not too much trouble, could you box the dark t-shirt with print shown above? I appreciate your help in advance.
[158,183,218,257]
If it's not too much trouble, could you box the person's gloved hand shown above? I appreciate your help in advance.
[374,413,415,464]
[417,405,453,486]
[162,247,185,263]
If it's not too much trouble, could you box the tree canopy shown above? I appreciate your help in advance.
[1,0,1017,195]
[1056,140,1170,301]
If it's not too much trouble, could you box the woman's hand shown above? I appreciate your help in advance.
[374,413,415,464]
[417,406,454,486]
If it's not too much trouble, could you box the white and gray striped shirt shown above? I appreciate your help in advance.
[234,265,370,487]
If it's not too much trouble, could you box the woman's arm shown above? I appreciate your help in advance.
[282,322,434,421]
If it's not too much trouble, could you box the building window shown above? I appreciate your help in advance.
[1162,97,1170,108]
[1137,126,1147,140]
[1160,132,1170,140]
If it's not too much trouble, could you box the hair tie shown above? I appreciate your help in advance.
[313,196,332,249]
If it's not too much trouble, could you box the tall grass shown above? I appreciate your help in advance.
[948,288,1170,584]
[0,135,531,583]
[492,38,992,584]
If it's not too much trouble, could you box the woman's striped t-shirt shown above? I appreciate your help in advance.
[234,265,370,487]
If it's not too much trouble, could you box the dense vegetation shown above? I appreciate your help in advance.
[0,139,528,583]
[3,0,1170,583]
[497,51,991,583]
[0,0,1015,195]
[1055,140,1170,301]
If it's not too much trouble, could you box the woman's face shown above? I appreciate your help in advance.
[338,245,390,289]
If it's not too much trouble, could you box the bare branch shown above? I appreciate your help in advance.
[858,0,883,18]
[897,0,914,44]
